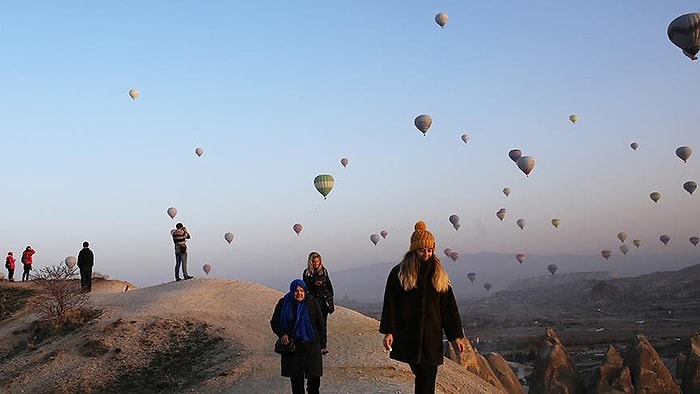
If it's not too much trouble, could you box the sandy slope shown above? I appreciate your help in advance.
[0,278,502,393]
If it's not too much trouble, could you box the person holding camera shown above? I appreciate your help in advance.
[170,222,192,281]
[302,251,334,355]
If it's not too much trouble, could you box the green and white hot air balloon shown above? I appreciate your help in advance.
[313,174,335,199]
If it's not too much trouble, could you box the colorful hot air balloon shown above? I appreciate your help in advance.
[195,147,204,157]
[515,253,525,264]
[650,192,661,203]
[619,244,629,255]
[313,174,335,199]
[569,114,578,124]
[660,235,670,245]
[444,248,453,258]
[690,236,699,246]
[547,264,558,276]
[380,230,388,239]
[414,114,432,135]
[633,239,642,248]
[340,157,349,168]
[630,142,639,151]
[601,249,612,260]
[128,88,139,100]
[617,232,627,243]
[467,272,476,283]
[676,146,693,163]
[449,214,460,231]
[683,181,697,195]
[668,13,700,60]
[508,149,522,163]
[502,187,511,197]
[461,134,470,144]
[551,218,561,228]
[516,156,536,176]
[435,12,448,28]
[483,282,492,292]
[224,232,234,244]
[449,252,459,262]
[516,219,526,230]
[293,223,303,236]
[370,233,380,245]
[496,208,506,221]
[167,207,177,219]
[202,264,211,275]
[64,256,76,269]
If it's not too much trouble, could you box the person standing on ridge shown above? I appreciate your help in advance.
[77,241,94,292]
[302,251,334,355]
[171,222,192,281]
[5,251,15,282]
[21,246,35,282]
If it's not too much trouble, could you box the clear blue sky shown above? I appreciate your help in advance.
[2,1,699,288]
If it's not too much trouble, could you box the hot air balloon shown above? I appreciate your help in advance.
[676,146,693,163]
[224,232,234,244]
[313,174,335,199]
[515,253,525,264]
[449,214,460,231]
[202,264,211,275]
[667,13,700,60]
[660,235,670,245]
[502,187,511,197]
[64,256,76,269]
[370,233,380,245]
[547,264,558,276]
[517,156,536,176]
[435,12,448,28]
[601,249,612,260]
[167,207,177,219]
[683,181,697,195]
[551,218,561,228]
[414,114,432,135]
[496,208,506,221]
[617,232,627,243]
[569,114,578,124]
[516,219,526,230]
[449,252,459,262]
[444,248,453,258]
[195,147,204,157]
[128,88,139,100]
[340,157,349,168]
[293,223,303,236]
[483,282,492,292]
[461,134,470,144]
[690,236,699,246]
[467,272,476,283]
[508,149,522,163]
[633,239,642,248]
[630,142,639,151]
[619,244,629,255]
[650,192,661,203]
[380,230,388,239]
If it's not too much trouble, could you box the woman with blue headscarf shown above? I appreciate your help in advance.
[271,278,326,394]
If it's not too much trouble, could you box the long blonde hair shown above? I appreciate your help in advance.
[397,251,450,293]
[306,251,324,276]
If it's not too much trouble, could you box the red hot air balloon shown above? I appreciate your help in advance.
[515,253,525,264]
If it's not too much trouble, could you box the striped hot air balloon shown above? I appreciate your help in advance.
[414,114,432,135]
[668,13,700,60]
[313,174,335,199]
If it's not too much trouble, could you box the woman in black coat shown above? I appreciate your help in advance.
[380,221,466,394]
[271,279,326,394]
[302,251,334,353]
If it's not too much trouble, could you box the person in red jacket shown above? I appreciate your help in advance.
[5,251,15,282]
[21,246,35,282]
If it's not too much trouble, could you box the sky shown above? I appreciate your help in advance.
[1,1,699,289]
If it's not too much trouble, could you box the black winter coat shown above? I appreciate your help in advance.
[379,261,464,366]
[303,267,334,314]
[270,294,325,378]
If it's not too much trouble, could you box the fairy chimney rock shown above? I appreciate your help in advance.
[485,352,525,394]
[681,331,700,393]
[624,333,681,394]
[587,345,633,394]
[443,339,506,392]
[529,327,586,394]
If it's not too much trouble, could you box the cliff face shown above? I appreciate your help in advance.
[528,327,587,394]
[587,345,633,394]
[623,333,682,394]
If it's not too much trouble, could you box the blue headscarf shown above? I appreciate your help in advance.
[280,279,315,342]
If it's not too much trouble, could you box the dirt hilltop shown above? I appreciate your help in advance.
[0,278,502,393]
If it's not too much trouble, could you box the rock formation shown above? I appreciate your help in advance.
[486,352,525,394]
[587,345,633,394]
[444,339,507,392]
[529,327,586,394]
[623,333,681,394]
[681,331,700,393]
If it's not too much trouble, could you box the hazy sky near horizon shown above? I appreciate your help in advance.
[2,1,699,288]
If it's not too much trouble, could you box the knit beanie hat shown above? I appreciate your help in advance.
[409,221,436,252]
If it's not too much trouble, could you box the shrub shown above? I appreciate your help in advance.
[31,264,95,326]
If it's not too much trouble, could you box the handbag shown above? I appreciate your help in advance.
[274,337,296,354]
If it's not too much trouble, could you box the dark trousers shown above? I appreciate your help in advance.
[409,363,438,394]
[22,264,31,281]
[290,377,320,394]
[80,266,93,292]
[7,268,14,281]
